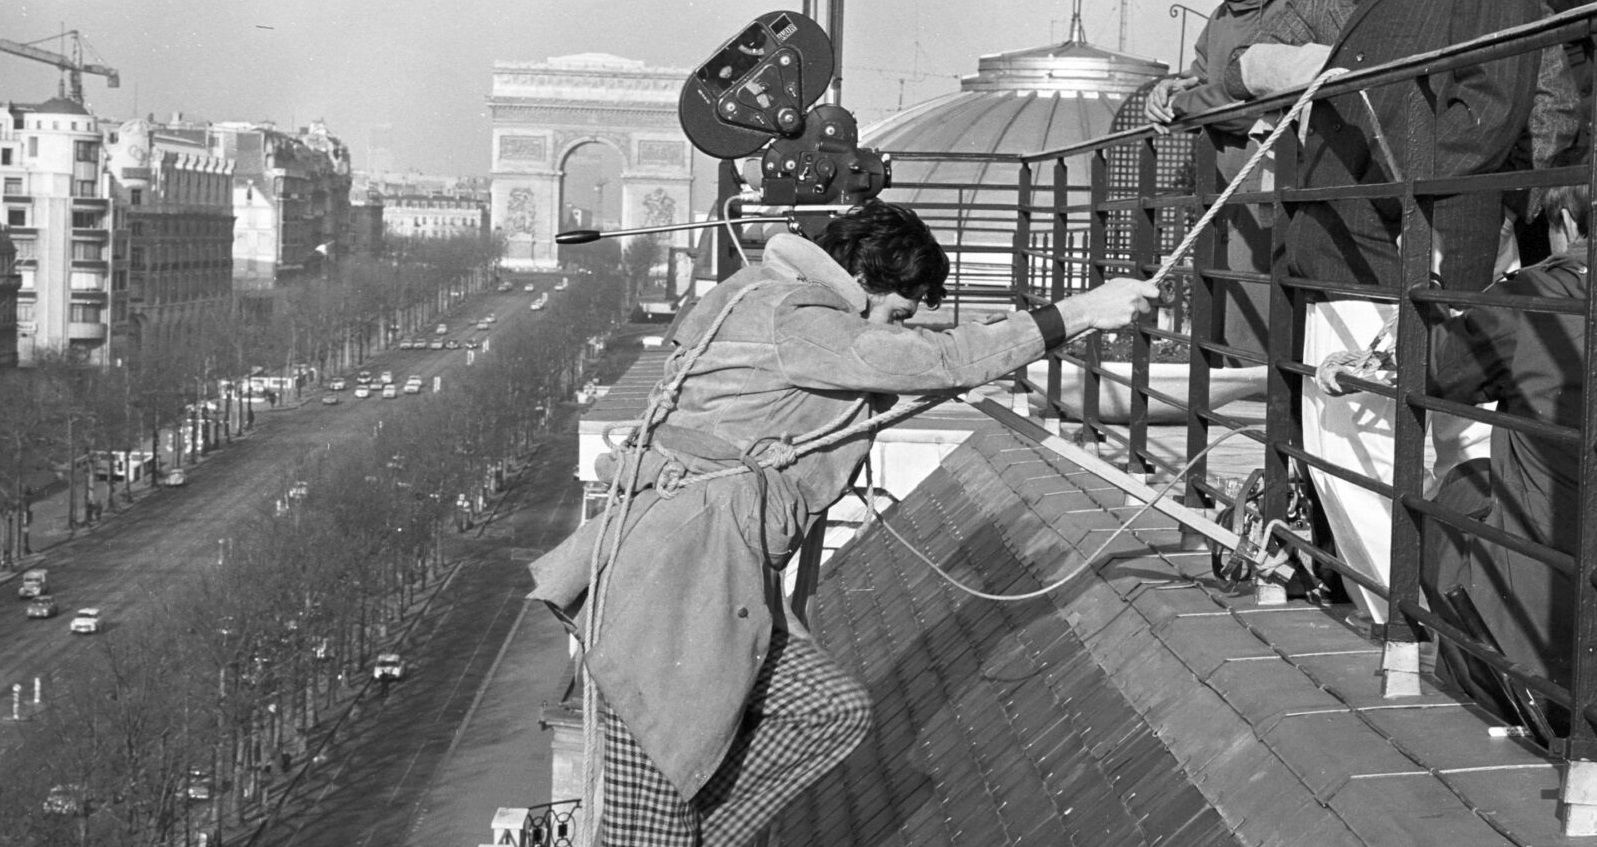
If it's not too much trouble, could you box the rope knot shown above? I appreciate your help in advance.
[764,436,801,470]
[655,455,689,499]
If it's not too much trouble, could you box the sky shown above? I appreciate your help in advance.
[5,0,1188,177]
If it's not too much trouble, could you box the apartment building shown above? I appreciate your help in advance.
[0,97,116,366]
[102,117,234,364]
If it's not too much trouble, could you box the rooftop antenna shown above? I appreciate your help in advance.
[1069,0,1089,44]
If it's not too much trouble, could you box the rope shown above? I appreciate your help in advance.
[862,425,1263,601]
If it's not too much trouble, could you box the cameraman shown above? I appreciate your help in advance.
[531,200,1158,845]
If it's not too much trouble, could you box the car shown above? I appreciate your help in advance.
[529,301,544,311]
[26,595,58,619]
[434,323,448,336]
[43,784,87,815]
[464,340,479,349]
[320,394,341,405]
[497,281,513,292]
[445,339,460,349]
[477,320,491,330]
[183,769,214,802]
[404,377,423,394]
[523,283,536,292]
[357,370,373,384]
[429,339,445,350]
[554,279,568,291]
[373,652,405,682]
[486,313,496,323]
[288,481,309,500]
[353,385,371,399]
[163,468,187,487]
[382,384,399,399]
[70,608,103,634]
[379,370,393,385]
[328,377,346,390]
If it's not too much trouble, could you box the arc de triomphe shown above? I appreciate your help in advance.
[489,53,694,270]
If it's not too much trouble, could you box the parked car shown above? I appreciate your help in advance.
[163,468,187,487]
[321,394,341,405]
[25,595,58,619]
[497,281,513,292]
[70,608,103,634]
[523,283,536,292]
[373,652,405,682]
[445,339,460,349]
[554,279,569,291]
[382,384,399,399]
[429,339,445,350]
[404,376,423,395]
[486,313,496,323]
[356,370,373,385]
[476,320,491,330]
[434,323,448,335]
[354,385,372,399]
[328,377,346,390]
[379,370,393,385]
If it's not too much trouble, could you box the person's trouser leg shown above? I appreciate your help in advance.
[602,703,700,846]
[1302,299,1396,623]
[600,630,871,847]
[697,630,871,846]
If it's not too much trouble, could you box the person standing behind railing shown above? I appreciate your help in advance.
[1145,0,1280,366]
[1422,176,1590,699]
[1224,0,1541,624]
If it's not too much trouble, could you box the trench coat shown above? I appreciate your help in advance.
[529,233,1067,797]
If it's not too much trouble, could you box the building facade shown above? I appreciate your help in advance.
[210,120,352,296]
[382,194,488,240]
[0,97,118,366]
[103,117,235,365]
[0,226,17,368]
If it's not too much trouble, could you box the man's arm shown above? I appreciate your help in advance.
[1430,286,1518,404]
[1432,0,1540,176]
[773,278,1159,395]
[1221,0,1353,99]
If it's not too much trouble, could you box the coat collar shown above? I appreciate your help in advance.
[762,233,869,314]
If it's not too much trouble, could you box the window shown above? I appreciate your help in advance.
[15,303,33,322]
[69,272,102,291]
[0,147,10,165]
[71,210,102,229]
[129,189,142,206]
[3,177,20,195]
[69,304,101,323]
[6,208,23,226]
[130,221,144,237]
[75,140,98,162]
[27,137,36,157]
[71,241,102,261]
[130,247,144,269]
[13,239,35,259]
[75,180,96,198]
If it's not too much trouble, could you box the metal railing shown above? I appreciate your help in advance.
[868,3,1597,834]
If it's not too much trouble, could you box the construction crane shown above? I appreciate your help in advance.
[0,30,119,104]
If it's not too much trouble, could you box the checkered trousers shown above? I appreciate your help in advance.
[601,629,872,846]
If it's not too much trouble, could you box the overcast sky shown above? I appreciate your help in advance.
[5,0,1186,176]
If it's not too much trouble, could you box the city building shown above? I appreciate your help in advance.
[381,193,488,240]
[0,97,118,366]
[0,225,17,367]
[102,116,234,365]
[348,189,384,258]
[209,120,352,303]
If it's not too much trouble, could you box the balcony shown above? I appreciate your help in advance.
[68,321,107,341]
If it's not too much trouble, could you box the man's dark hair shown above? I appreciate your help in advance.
[815,199,948,308]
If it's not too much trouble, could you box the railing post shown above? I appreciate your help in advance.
[1263,109,1302,598]
[1561,78,1597,836]
[1184,123,1221,534]
[1012,160,1035,416]
[1127,136,1158,475]
[1048,157,1070,433]
[1084,149,1109,440]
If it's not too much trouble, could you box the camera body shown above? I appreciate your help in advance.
[679,11,889,206]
